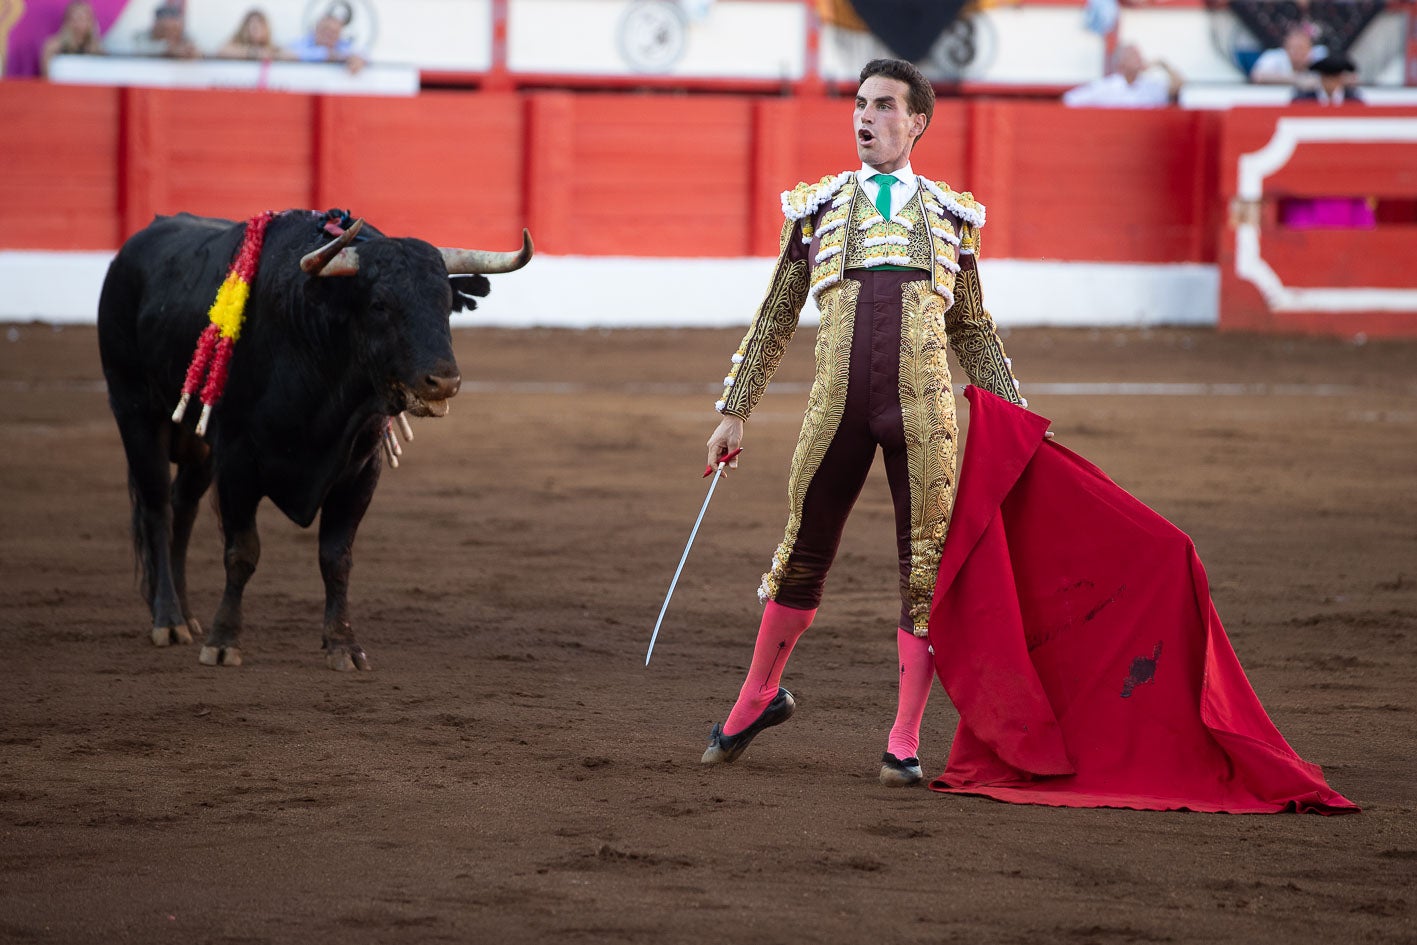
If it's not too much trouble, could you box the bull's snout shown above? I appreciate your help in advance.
[399,360,460,418]
[420,368,461,402]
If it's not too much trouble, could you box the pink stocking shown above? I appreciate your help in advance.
[887,628,934,759]
[722,601,815,736]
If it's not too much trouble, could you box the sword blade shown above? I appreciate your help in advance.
[645,468,726,666]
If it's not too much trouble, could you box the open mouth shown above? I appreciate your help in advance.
[857,129,875,145]
[395,385,452,418]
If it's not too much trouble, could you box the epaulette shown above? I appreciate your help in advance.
[920,178,986,229]
[780,171,854,222]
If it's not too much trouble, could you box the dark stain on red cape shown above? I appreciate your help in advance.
[928,388,1357,814]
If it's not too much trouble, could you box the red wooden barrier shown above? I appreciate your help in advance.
[120,88,315,239]
[0,82,121,250]
[966,102,1221,264]
[0,82,1229,265]
[1217,107,1417,337]
[525,91,755,256]
[314,91,524,248]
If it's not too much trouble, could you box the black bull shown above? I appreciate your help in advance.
[97,210,532,671]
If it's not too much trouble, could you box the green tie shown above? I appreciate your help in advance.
[871,173,898,219]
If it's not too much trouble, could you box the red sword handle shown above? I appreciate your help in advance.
[704,447,743,478]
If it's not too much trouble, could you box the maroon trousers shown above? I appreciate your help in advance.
[773,270,933,631]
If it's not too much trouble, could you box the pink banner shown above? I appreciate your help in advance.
[5,0,133,78]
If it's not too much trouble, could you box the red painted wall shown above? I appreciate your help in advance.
[4,82,1416,336]
[0,84,122,249]
[1216,106,1417,337]
[0,82,1223,263]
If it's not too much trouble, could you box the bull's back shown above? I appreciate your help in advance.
[98,214,242,409]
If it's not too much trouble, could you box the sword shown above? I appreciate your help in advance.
[644,447,742,666]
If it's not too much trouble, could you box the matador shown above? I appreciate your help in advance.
[701,58,1026,787]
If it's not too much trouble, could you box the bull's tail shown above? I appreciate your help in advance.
[127,470,160,608]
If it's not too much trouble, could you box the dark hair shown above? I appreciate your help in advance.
[1311,54,1356,76]
[859,58,935,139]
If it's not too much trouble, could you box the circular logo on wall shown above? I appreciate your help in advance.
[617,0,688,73]
[302,0,379,52]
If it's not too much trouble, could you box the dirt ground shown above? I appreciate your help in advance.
[1,323,1414,945]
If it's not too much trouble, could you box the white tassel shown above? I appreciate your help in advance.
[922,178,987,227]
[396,412,414,441]
[782,171,853,220]
[931,226,960,246]
[195,403,213,437]
[171,392,191,423]
[810,271,842,300]
[862,255,912,268]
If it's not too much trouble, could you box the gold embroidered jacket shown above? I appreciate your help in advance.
[715,172,1024,420]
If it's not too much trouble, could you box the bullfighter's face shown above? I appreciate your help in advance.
[853,75,925,174]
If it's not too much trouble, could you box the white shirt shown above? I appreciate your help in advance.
[1062,73,1171,108]
[857,163,918,217]
[1249,45,1328,83]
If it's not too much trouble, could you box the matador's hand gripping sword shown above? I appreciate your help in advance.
[644,448,742,666]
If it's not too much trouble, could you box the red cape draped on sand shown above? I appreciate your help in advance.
[927,388,1357,814]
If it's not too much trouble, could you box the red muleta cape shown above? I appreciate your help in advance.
[928,387,1357,814]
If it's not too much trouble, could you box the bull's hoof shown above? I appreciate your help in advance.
[325,645,371,673]
[151,623,194,647]
[198,645,243,667]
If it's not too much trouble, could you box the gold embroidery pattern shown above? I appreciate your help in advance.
[783,172,853,222]
[720,251,810,419]
[842,187,933,272]
[809,191,853,300]
[945,248,1022,405]
[759,279,859,602]
[898,281,959,635]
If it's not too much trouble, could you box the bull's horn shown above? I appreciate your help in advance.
[300,218,365,276]
[439,229,533,275]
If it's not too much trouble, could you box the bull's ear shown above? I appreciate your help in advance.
[449,274,491,313]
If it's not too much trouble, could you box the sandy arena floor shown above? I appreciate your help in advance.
[1,324,1414,944]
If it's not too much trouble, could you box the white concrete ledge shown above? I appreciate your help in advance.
[0,252,1219,328]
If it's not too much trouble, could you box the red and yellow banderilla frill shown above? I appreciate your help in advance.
[171,210,276,436]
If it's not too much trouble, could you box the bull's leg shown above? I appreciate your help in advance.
[112,409,193,647]
[170,450,213,643]
[318,454,380,672]
[200,483,260,668]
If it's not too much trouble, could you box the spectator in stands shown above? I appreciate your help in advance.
[1249,24,1326,91]
[1293,54,1363,105]
[1061,43,1183,108]
[216,9,293,61]
[290,4,367,73]
[1280,55,1372,229]
[40,1,105,78]
[120,4,199,60]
